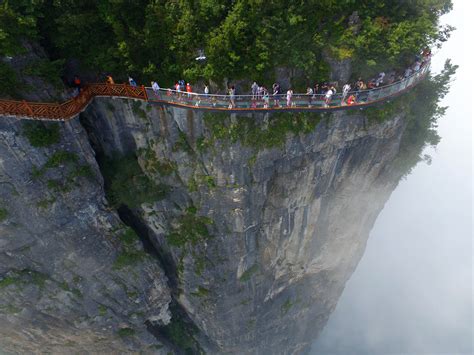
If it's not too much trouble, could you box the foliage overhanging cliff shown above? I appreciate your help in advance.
[1,0,453,92]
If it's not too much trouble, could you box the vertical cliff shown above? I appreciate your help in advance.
[0,117,171,353]
[79,98,411,354]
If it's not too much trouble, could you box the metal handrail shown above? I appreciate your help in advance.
[0,60,430,121]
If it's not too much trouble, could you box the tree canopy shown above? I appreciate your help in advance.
[0,0,453,88]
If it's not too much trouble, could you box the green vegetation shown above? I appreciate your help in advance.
[113,250,146,269]
[118,227,140,246]
[23,59,65,89]
[46,179,71,193]
[22,122,60,147]
[239,264,259,282]
[365,60,457,178]
[101,154,168,208]
[281,298,294,315]
[0,269,48,289]
[0,61,20,97]
[173,131,193,154]
[131,101,147,120]
[58,281,70,292]
[1,1,453,86]
[0,304,21,314]
[191,286,210,298]
[138,147,176,176]
[0,208,8,222]
[98,305,107,316]
[37,197,56,209]
[44,151,78,168]
[113,226,147,270]
[202,111,321,151]
[193,256,206,276]
[166,211,213,248]
[117,327,135,338]
[160,316,196,352]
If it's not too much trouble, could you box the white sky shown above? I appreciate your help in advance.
[311,0,473,353]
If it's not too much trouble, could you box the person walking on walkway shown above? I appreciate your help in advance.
[263,89,270,108]
[306,87,313,107]
[175,82,181,100]
[347,94,356,105]
[342,83,351,103]
[325,87,334,107]
[273,83,281,107]
[376,72,385,86]
[72,75,82,96]
[251,82,258,100]
[186,83,192,98]
[106,75,115,84]
[229,86,236,108]
[286,88,293,107]
[128,76,137,86]
[204,85,209,96]
[151,81,161,98]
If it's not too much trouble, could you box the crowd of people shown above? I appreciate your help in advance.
[84,49,431,109]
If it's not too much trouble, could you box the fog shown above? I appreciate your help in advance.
[311,1,473,354]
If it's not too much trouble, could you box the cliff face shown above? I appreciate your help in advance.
[0,118,171,353]
[78,98,408,354]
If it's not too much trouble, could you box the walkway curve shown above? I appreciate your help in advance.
[0,63,429,122]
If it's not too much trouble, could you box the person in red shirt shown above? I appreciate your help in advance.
[186,83,192,98]
[347,95,356,105]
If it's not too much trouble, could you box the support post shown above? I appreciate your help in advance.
[22,100,34,117]
[141,85,148,101]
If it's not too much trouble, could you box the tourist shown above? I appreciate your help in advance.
[404,67,413,78]
[387,73,396,84]
[175,82,181,99]
[306,87,313,106]
[106,75,114,84]
[273,83,281,107]
[263,89,270,108]
[251,82,258,99]
[413,60,421,72]
[151,81,161,98]
[258,85,264,100]
[342,83,351,101]
[367,79,376,89]
[286,88,293,107]
[347,94,356,105]
[128,76,137,87]
[186,83,192,98]
[376,72,385,86]
[204,85,209,96]
[229,86,236,108]
[178,79,185,91]
[313,83,319,96]
[72,75,82,96]
[325,87,334,107]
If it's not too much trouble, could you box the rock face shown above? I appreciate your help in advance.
[0,117,171,353]
[79,97,410,354]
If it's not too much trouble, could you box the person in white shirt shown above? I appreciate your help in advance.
[151,81,161,98]
[325,88,334,107]
[286,89,293,107]
[342,83,351,99]
[376,72,385,86]
[251,82,258,99]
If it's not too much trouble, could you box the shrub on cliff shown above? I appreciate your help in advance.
[101,154,168,208]
[22,122,60,147]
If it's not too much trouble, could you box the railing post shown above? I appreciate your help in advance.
[141,85,148,101]
[22,100,34,117]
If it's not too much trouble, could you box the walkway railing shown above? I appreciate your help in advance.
[0,62,429,121]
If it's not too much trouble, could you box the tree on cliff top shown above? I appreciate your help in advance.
[0,0,453,88]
